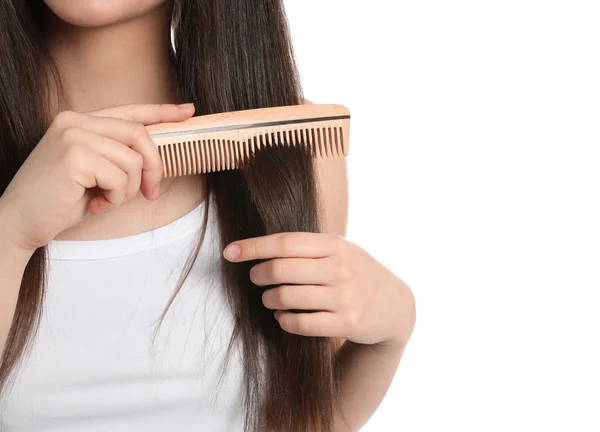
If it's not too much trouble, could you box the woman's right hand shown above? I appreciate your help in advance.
[0,103,196,254]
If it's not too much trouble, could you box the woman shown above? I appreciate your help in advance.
[0,1,416,431]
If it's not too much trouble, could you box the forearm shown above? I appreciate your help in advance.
[0,204,33,355]
[333,340,406,431]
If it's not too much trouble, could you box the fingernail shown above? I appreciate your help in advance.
[224,244,241,261]
[178,103,195,109]
[152,184,160,200]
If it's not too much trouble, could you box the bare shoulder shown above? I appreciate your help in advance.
[304,98,349,237]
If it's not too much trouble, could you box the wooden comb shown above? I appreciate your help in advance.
[145,104,350,178]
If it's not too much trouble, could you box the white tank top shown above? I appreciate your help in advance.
[0,197,245,431]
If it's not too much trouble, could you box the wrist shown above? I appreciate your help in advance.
[376,277,416,353]
[0,198,36,262]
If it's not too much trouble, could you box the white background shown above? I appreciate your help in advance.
[286,1,600,431]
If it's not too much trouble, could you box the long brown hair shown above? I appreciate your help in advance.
[0,1,338,430]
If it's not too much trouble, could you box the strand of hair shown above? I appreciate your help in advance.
[213,139,219,172]
[218,139,224,171]
[225,139,231,170]
[206,139,211,173]
[235,139,242,167]
[212,139,217,172]
[194,140,202,174]
[223,139,229,170]
[219,138,224,171]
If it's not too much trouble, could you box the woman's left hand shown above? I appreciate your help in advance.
[223,232,416,350]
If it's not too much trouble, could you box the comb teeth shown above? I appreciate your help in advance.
[147,104,351,178]
[157,125,347,178]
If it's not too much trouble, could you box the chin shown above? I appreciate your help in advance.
[43,0,170,28]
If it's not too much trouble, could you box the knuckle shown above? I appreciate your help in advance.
[296,316,311,334]
[63,153,87,184]
[277,286,295,307]
[249,240,261,260]
[53,110,77,129]
[267,260,279,279]
[277,233,295,254]
[122,104,138,120]
[60,126,83,144]
[335,260,354,282]
[331,235,349,251]
[116,171,128,190]
[125,184,139,202]
[132,123,149,142]
[268,260,286,281]
[338,286,354,308]
[345,309,361,332]
[130,151,144,171]
[62,139,85,164]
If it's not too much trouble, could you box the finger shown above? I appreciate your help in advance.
[86,135,143,202]
[274,311,344,337]
[224,232,346,262]
[262,285,337,311]
[88,194,115,215]
[80,116,163,200]
[86,156,128,215]
[250,257,333,287]
[87,103,195,125]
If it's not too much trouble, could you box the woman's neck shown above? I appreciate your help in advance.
[46,2,179,112]
[45,3,207,242]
